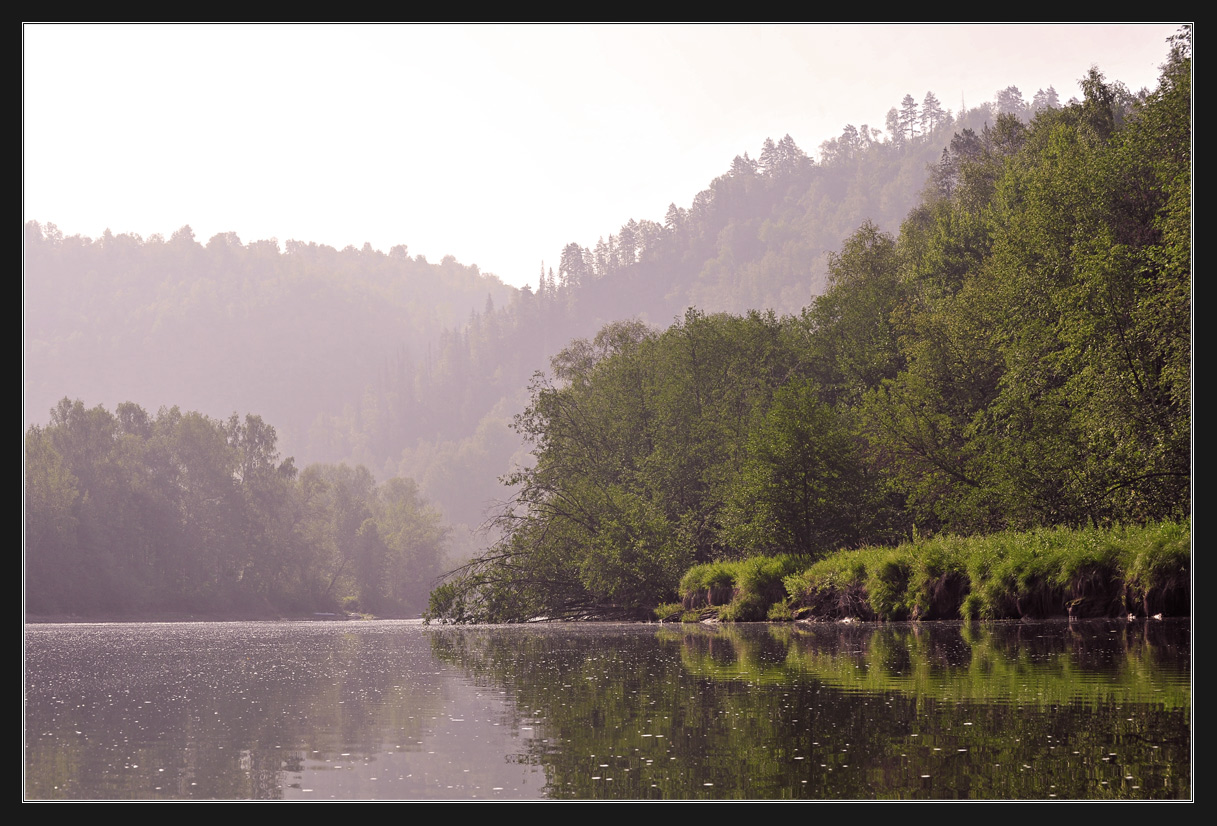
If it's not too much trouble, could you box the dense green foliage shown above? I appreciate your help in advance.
[427,311,893,622]
[677,554,810,622]
[863,57,1191,533]
[780,521,1189,621]
[430,37,1190,622]
[25,400,447,616]
[671,521,1188,622]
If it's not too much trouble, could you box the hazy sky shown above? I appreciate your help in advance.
[23,24,1181,290]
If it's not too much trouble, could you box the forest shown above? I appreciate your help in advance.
[24,32,1190,621]
[25,400,446,616]
[427,36,1191,622]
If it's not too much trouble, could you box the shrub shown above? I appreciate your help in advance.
[654,602,684,622]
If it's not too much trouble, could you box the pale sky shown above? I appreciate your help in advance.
[23,24,1182,290]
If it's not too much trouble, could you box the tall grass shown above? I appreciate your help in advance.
[675,555,810,621]
[665,521,1189,622]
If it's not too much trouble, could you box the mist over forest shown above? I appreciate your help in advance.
[25,88,1036,522]
[24,30,1191,619]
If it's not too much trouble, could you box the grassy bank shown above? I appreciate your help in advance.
[661,521,1189,622]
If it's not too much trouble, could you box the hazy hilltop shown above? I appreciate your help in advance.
[23,225,515,459]
[307,93,1056,527]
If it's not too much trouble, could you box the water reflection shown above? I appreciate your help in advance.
[25,619,1189,799]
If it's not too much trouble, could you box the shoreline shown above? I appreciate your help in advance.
[23,611,386,624]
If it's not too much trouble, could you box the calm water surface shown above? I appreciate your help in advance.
[24,619,1190,800]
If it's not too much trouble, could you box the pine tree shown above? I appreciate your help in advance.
[899,94,920,140]
[920,91,945,133]
[1031,86,1060,111]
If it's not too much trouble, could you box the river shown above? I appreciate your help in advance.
[24,618,1190,800]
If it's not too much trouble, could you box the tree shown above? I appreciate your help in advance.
[636,219,664,261]
[920,91,945,133]
[25,427,81,613]
[617,219,640,268]
[730,152,758,177]
[899,94,920,141]
[373,476,448,613]
[289,463,377,606]
[664,203,686,235]
[559,242,590,291]
[759,137,779,175]
[593,236,613,277]
[885,107,902,145]
[773,134,811,177]
[804,221,905,407]
[1031,86,1060,112]
[723,379,875,557]
[995,85,1026,117]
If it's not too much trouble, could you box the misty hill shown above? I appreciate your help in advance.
[545,92,1047,321]
[317,95,1055,528]
[23,224,515,462]
[25,87,1071,538]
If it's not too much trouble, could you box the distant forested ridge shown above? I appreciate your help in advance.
[23,225,515,464]
[26,399,447,616]
[429,35,1191,622]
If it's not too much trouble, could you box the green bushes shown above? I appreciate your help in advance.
[679,562,738,609]
[958,525,1147,620]
[794,522,1188,621]
[668,521,1189,622]
[783,554,871,620]
[676,555,810,621]
[1117,520,1191,616]
[653,602,684,622]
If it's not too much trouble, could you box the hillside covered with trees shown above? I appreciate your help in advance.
[310,91,1046,529]
[25,84,1033,540]
[428,35,1191,622]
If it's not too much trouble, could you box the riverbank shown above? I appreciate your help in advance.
[661,521,1189,623]
[23,610,387,624]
